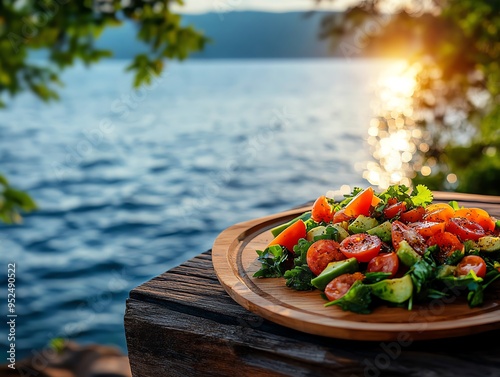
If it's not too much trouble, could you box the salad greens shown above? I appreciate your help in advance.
[253,184,500,314]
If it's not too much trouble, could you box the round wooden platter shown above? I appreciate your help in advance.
[212,205,500,341]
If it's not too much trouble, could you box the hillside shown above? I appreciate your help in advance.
[95,11,339,59]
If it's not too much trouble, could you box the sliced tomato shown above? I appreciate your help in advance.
[455,255,486,278]
[399,206,425,223]
[333,208,353,224]
[366,252,399,278]
[324,272,365,301]
[454,208,495,232]
[339,233,382,262]
[306,239,346,276]
[391,220,427,255]
[386,198,398,206]
[268,219,306,253]
[383,201,407,219]
[409,221,445,238]
[343,187,374,217]
[446,217,485,242]
[311,195,333,223]
[423,203,455,223]
[427,231,463,263]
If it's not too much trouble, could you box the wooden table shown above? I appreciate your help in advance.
[124,192,500,376]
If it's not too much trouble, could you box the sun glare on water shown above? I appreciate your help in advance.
[362,60,428,190]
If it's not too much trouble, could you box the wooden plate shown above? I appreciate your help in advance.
[212,204,500,341]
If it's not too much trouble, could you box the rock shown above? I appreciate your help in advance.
[0,341,132,377]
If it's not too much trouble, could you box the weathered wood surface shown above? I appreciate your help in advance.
[124,192,500,377]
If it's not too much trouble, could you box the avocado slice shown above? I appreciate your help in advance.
[370,274,413,303]
[367,221,392,242]
[306,226,326,242]
[348,215,379,234]
[332,223,350,241]
[477,236,500,252]
[311,257,359,290]
[396,240,422,267]
[436,264,456,278]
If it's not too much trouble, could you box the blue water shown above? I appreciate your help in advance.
[0,59,388,358]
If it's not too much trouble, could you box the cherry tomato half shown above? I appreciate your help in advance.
[454,208,495,232]
[455,255,487,278]
[340,233,382,263]
[333,208,353,224]
[367,252,399,278]
[386,197,398,206]
[399,206,425,223]
[408,221,446,238]
[311,195,333,223]
[383,201,407,219]
[306,239,346,276]
[324,272,365,301]
[268,219,306,253]
[391,220,427,255]
[343,187,374,217]
[427,231,463,263]
[423,203,455,223]
[446,217,485,242]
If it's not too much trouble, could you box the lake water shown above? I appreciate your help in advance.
[0,58,394,358]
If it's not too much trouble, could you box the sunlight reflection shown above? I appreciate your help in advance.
[363,60,427,190]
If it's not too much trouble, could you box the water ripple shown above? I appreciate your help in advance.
[0,59,388,358]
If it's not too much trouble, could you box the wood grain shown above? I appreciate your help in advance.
[212,192,500,341]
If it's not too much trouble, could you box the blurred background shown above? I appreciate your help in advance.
[1,0,499,362]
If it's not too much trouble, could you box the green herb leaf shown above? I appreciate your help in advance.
[324,280,372,314]
[448,200,461,210]
[284,265,315,290]
[411,184,433,207]
[364,271,392,284]
[253,245,289,278]
[409,251,436,294]
[467,282,484,307]
[445,250,464,265]
[439,269,483,288]
[304,218,320,232]
[292,238,313,267]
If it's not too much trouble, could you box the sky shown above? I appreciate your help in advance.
[172,0,357,14]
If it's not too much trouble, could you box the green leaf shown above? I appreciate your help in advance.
[445,250,464,265]
[284,265,315,291]
[411,184,433,207]
[439,270,483,288]
[49,338,66,354]
[0,175,37,224]
[409,251,436,294]
[363,272,392,284]
[253,245,289,278]
[324,280,372,314]
[467,282,484,307]
[292,238,313,267]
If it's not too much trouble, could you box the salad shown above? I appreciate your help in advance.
[253,184,500,314]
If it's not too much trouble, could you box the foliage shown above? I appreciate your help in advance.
[0,174,37,224]
[320,0,500,194]
[0,0,209,107]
